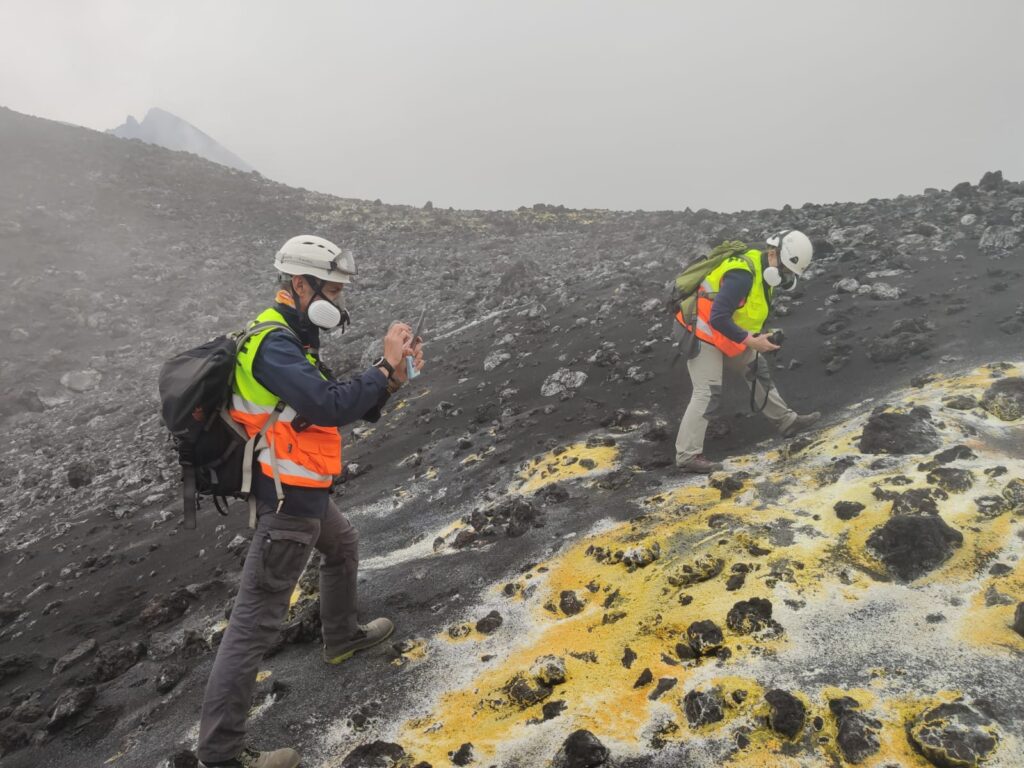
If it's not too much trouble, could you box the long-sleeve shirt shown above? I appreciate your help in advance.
[709,270,755,344]
[250,301,391,516]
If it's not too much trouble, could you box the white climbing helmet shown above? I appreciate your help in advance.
[766,230,814,275]
[274,235,357,283]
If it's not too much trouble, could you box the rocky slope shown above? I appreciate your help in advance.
[0,105,1023,767]
[109,107,254,172]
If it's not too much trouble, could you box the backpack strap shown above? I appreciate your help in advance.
[236,319,300,350]
[233,319,297,527]
[242,401,287,528]
[182,465,198,530]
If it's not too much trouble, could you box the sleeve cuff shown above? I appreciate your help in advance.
[367,366,389,385]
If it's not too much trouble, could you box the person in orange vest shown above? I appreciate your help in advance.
[675,231,820,474]
[197,236,423,768]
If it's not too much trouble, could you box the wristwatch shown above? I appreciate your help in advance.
[372,356,395,377]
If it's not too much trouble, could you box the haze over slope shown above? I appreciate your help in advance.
[1,106,1023,768]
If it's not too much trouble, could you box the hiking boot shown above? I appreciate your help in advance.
[199,746,300,768]
[675,455,723,474]
[323,617,395,664]
[781,411,821,438]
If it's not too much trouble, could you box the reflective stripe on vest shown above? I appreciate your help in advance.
[227,307,342,488]
[681,249,770,358]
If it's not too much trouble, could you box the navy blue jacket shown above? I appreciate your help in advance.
[251,301,390,517]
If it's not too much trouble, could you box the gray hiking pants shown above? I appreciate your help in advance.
[675,341,797,463]
[197,498,359,763]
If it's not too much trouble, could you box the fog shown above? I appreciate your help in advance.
[2,0,1022,211]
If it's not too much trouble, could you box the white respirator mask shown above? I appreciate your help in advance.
[307,298,344,329]
[304,279,351,332]
[763,266,798,291]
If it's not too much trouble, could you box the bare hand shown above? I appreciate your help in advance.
[383,322,412,368]
[745,333,780,354]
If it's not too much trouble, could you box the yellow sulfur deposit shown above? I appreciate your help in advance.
[515,442,619,495]
[385,365,1024,766]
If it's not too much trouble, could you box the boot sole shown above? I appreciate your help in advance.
[324,623,395,665]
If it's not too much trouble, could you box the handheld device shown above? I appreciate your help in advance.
[406,307,426,380]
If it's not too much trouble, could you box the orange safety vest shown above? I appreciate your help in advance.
[677,250,770,357]
[228,298,342,488]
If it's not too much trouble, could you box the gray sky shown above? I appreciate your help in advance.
[2,1,1022,212]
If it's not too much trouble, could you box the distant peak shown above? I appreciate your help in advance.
[107,107,254,173]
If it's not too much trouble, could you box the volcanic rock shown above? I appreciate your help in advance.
[975,496,1009,518]
[66,460,95,488]
[621,647,637,668]
[559,590,585,616]
[908,701,999,768]
[542,700,567,720]
[531,655,567,686]
[710,472,747,499]
[867,318,934,363]
[829,696,881,763]
[766,689,806,740]
[1013,603,1024,638]
[0,723,31,755]
[866,515,963,581]
[979,170,1004,190]
[944,394,979,410]
[0,654,31,684]
[53,638,98,675]
[877,486,947,516]
[649,677,677,701]
[506,673,552,707]
[1002,478,1024,510]
[475,610,503,634]
[926,467,974,494]
[726,597,781,636]
[496,496,540,537]
[980,377,1024,421]
[90,641,146,683]
[870,282,902,300]
[541,369,588,399]
[979,225,1020,253]
[859,409,941,455]
[156,662,189,694]
[451,742,474,765]
[483,350,511,372]
[834,501,865,520]
[552,729,610,768]
[139,588,192,629]
[60,369,101,392]
[668,555,724,587]
[48,686,97,730]
[633,668,654,688]
[11,695,46,723]
[684,687,726,728]
[169,752,199,768]
[686,619,724,656]
[0,602,25,628]
[341,741,407,768]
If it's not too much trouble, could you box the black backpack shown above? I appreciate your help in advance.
[158,321,296,529]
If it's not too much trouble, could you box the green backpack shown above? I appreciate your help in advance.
[667,240,752,325]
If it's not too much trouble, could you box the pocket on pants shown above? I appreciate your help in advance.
[258,529,314,592]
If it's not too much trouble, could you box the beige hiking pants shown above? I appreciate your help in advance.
[675,340,797,463]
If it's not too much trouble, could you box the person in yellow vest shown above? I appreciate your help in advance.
[198,236,423,768]
[675,230,821,474]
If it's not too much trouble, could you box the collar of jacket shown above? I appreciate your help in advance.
[274,291,320,352]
